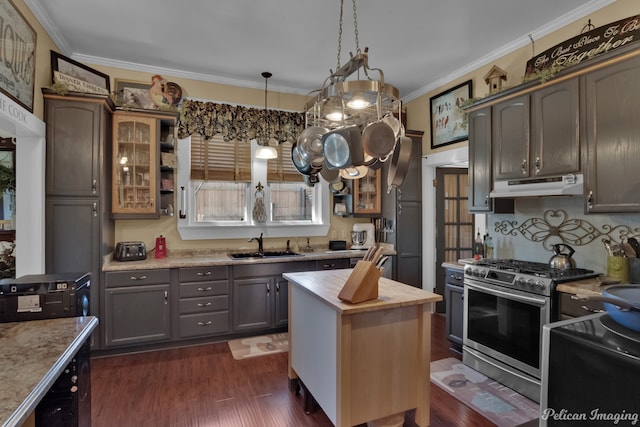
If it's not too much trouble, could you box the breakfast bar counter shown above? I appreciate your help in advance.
[283,269,442,427]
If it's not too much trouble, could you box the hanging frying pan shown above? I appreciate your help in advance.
[297,126,328,167]
[320,162,341,183]
[291,141,312,175]
[361,120,395,158]
[387,135,413,190]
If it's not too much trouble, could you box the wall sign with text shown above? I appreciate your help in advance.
[0,0,36,113]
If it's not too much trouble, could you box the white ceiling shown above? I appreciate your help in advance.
[26,0,613,102]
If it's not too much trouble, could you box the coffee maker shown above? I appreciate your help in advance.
[351,223,376,250]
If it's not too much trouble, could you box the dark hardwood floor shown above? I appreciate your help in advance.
[91,314,496,427]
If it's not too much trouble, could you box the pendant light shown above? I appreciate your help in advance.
[255,71,278,160]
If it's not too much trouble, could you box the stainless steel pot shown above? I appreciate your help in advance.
[549,243,576,269]
[297,126,328,166]
[322,126,364,170]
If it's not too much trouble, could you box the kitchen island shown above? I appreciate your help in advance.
[0,316,98,427]
[284,269,442,427]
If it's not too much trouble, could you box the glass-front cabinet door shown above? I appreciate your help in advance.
[353,169,381,214]
[112,113,158,217]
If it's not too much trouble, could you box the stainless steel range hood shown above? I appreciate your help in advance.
[490,173,584,198]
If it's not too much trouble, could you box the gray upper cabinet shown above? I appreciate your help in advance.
[583,53,640,213]
[45,96,107,197]
[492,78,579,182]
[492,94,530,181]
[468,107,492,212]
[531,78,580,177]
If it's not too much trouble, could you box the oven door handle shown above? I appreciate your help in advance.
[465,281,547,306]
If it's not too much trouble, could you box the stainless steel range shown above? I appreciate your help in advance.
[462,259,599,403]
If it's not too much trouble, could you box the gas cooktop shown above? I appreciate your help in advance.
[473,259,598,280]
[464,259,600,296]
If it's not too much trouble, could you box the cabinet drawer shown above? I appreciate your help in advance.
[180,280,229,298]
[445,268,464,287]
[558,292,604,318]
[315,258,350,270]
[179,312,229,338]
[179,266,228,282]
[105,269,170,287]
[179,295,229,314]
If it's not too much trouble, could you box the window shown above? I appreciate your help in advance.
[177,134,330,240]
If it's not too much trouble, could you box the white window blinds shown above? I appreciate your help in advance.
[190,133,251,181]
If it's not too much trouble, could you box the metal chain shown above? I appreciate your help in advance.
[352,0,360,54]
[336,0,344,71]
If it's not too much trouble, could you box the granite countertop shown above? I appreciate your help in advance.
[0,316,98,427]
[103,246,396,272]
[283,269,442,315]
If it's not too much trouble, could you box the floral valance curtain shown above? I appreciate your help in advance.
[178,99,305,143]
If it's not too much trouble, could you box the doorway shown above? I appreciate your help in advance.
[434,167,474,312]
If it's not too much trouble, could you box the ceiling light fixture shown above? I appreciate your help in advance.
[255,71,278,160]
[304,0,400,130]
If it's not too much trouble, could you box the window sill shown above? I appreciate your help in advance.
[177,222,330,240]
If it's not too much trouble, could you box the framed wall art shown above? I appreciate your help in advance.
[50,50,110,95]
[429,80,472,149]
[0,0,37,112]
[114,79,157,110]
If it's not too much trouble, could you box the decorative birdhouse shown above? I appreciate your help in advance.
[484,65,508,94]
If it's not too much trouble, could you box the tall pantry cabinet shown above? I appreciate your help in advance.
[43,90,115,349]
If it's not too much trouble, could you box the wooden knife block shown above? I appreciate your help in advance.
[338,260,380,304]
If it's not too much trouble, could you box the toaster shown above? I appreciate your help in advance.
[114,241,147,261]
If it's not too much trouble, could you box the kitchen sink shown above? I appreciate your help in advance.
[228,251,302,259]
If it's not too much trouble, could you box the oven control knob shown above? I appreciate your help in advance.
[516,277,527,288]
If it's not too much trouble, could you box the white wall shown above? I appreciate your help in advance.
[0,93,46,275]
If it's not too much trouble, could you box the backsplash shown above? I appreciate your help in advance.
[488,197,640,274]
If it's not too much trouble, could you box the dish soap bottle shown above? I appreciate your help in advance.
[474,230,484,259]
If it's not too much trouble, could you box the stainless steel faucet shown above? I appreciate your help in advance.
[249,232,264,253]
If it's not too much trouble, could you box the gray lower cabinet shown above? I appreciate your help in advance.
[178,266,230,338]
[104,269,171,348]
[444,267,464,353]
[557,292,604,320]
[233,261,314,332]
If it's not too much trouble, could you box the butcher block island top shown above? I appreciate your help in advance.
[284,269,442,427]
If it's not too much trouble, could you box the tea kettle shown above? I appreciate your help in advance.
[549,243,576,269]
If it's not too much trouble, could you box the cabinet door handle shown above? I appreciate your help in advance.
[521,159,527,175]
[266,283,271,295]
[534,157,540,175]
[197,286,212,292]
[587,190,593,211]
[276,283,280,293]
[92,202,97,217]
[484,196,489,206]
[164,291,168,302]
[581,305,604,314]
[130,275,147,281]
[197,271,212,276]
[398,204,403,215]
[92,179,97,194]
[397,188,403,200]
[197,321,212,326]
[197,302,212,307]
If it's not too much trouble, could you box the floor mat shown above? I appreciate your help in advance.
[227,332,288,360]
[430,358,539,427]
